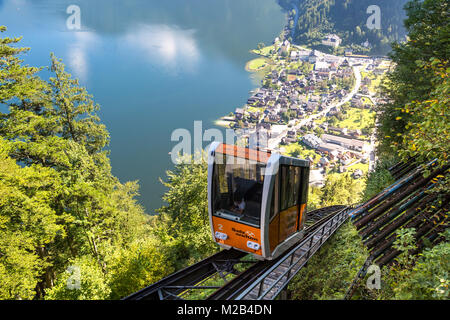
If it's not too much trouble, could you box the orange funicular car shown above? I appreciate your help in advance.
[207,142,310,260]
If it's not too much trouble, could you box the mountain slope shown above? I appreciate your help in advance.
[278,0,409,55]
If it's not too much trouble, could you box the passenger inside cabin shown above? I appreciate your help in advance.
[232,193,246,214]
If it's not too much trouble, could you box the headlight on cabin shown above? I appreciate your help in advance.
[215,231,228,241]
[247,241,260,251]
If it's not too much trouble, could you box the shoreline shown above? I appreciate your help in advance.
[214,7,387,168]
[244,57,271,72]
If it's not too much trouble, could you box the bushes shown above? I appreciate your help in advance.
[288,221,369,300]
[362,156,396,202]
[320,173,365,207]
[44,256,110,300]
[107,238,175,300]
[154,156,219,270]
[394,238,449,299]
[378,229,450,300]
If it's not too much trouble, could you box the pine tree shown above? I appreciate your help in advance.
[0,26,148,299]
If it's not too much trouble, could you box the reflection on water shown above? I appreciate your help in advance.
[123,24,200,75]
[0,0,286,213]
[67,31,98,81]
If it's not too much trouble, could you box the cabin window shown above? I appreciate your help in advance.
[213,152,265,227]
[269,172,279,221]
[280,165,301,211]
[300,168,309,203]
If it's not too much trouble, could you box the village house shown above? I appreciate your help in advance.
[327,106,340,116]
[361,39,371,48]
[353,169,364,179]
[302,134,322,149]
[248,111,260,121]
[362,77,372,86]
[268,114,281,123]
[316,142,346,154]
[309,169,325,187]
[297,49,311,62]
[319,157,330,167]
[249,128,270,148]
[373,68,385,75]
[351,97,363,108]
[317,71,330,79]
[306,102,318,113]
[361,86,369,95]
[235,108,244,120]
[281,137,295,145]
[287,129,297,139]
[322,34,342,48]
[315,60,330,71]
[340,154,353,166]
[319,122,329,131]
[308,50,320,64]
[349,129,362,138]
[328,126,347,136]
[290,50,299,61]
[321,134,367,153]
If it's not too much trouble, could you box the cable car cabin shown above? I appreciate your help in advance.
[207,143,310,260]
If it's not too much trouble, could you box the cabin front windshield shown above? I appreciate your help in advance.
[213,153,265,227]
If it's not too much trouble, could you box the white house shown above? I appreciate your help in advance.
[314,60,330,71]
[322,34,342,48]
[309,169,325,187]
[302,134,323,149]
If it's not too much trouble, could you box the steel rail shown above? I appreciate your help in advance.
[351,159,437,221]
[124,206,347,300]
[122,248,247,300]
[231,206,353,300]
[206,205,347,300]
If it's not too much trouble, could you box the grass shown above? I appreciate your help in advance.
[314,117,327,124]
[181,272,234,300]
[368,76,383,95]
[346,162,370,175]
[362,71,384,95]
[337,108,375,131]
[361,97,374,105]
[288,221,369,300]
[247,106,263,113]
[313,108,375,133]
[246,58,270,72]
[252,45,275,57]
[282,142,321,163]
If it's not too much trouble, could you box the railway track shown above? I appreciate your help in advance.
[124,205,352,300]
[125,160,448,301]
[208,205,351,300]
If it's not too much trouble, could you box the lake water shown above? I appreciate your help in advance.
[0,0,286,213]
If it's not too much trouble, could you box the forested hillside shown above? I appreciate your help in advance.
[278,0,408,55]
[289,0,449,300]
[0,28,215,299]
[0,0,448,301]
